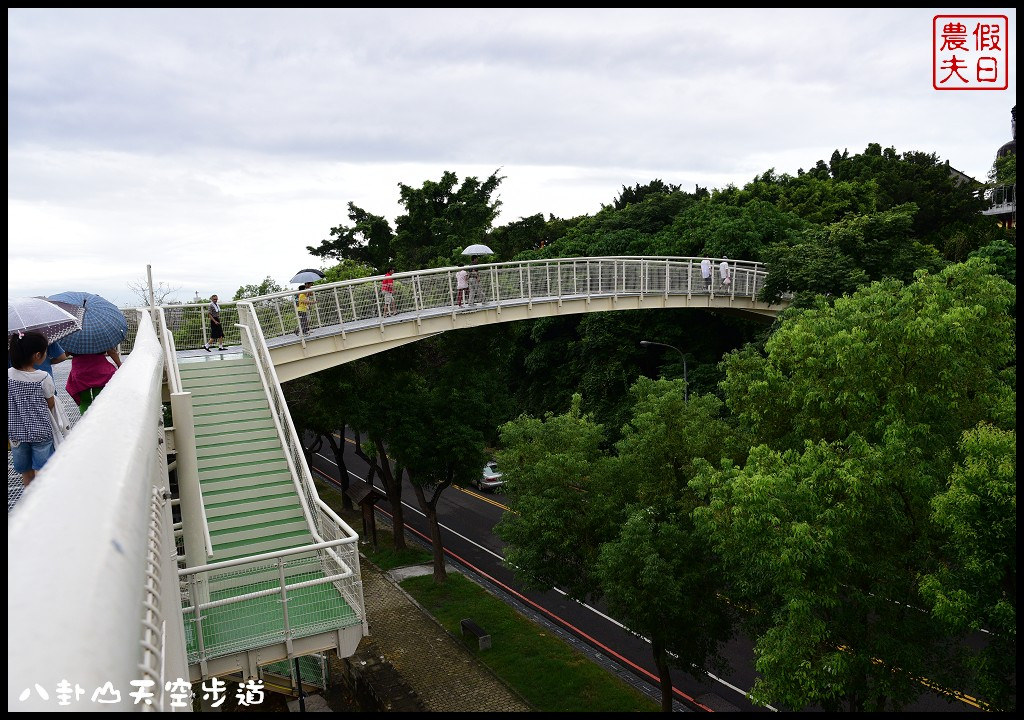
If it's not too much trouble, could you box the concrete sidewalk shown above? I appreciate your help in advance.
[356,559,532,712]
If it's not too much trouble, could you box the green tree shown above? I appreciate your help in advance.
[600,379,740,711]
[328,355,412,551]
[394,170,504,269]
[320,259,375,284]
[761,205,946,302]
[969,238,1016,285]
[608,179,682,210]
[598,506,730,712]
[726,259,1015,457]
[499,382,741,711]
[695,259,1016,710]
[388,361,489,583]
[234,276,285,300]
[987,151,1016,187]
[496,395,621,598]
[307,201,394,271]
[921,424,1016,711]
[283,367,356,510]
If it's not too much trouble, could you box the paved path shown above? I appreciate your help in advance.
[358,560,532,712]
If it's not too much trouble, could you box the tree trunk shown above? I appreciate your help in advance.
[412,479,448,583]
[373,438,407,551]
[302,433,322,471]
[651,638,673,712]
[324,431,352,510]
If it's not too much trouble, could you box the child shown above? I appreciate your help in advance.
[8,331,57,487]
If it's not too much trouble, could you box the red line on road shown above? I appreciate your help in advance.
[313,466,713,712]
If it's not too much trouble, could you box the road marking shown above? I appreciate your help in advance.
[313,452,979,711]
[312,453,749,709]
[454,485,513,511]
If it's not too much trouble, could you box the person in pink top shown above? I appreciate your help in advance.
[66,347,121,414]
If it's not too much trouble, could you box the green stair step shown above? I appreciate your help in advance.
[194,409,273,426]
[193,399,270,416]
[199,462,291,484]
[195,419,276,438]
[198,448,286,470]
[211,517,310,543]
[201,477,295,499]
[208,506,307,533]
[206,492,302,516]
[197,428,279,449]
[211,530,316,563]
[191,389,266,405]
[198,438,283,459]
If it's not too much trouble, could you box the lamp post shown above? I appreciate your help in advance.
[640,340,688,402]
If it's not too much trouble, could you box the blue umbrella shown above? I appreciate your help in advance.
[47,291,128,355]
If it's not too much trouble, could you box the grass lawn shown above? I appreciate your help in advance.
[315,474,656,711]
[402,573,658,713]
[314,476,433,570]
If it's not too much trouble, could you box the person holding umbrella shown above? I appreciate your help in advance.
[66,348,121,414]
[467,256,482,307]
[47,292,128,414]
[460,244,492,308]
[294,284,316,335]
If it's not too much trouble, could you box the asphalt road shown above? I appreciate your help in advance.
[309,433,984,713]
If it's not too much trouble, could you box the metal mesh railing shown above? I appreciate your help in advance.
[119,257,778,355]
[121,302,244,355]
[239,256,772,346]
[180,544,361,664]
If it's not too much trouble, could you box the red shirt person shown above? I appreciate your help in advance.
[381,267,396,316]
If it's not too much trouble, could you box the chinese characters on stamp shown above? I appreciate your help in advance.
[934,15,1009,90]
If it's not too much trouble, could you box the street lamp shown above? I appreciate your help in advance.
[640,340,688,402]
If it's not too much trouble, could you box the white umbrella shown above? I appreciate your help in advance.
[8,296,83,344]
[461,244,494,256]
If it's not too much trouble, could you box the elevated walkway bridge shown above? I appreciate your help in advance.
[8,256,787,710]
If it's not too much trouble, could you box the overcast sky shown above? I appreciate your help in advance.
[8,8,1017,307]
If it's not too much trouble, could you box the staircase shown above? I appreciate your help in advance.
[176,354,363,679]
[181,356,312,562]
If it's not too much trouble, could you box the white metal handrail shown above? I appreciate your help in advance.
[178,534,362,669]
[119,256,783,355]
[8,310,190,710]
[234,310,364,615]
[155,307,183,395]
[179,535,357,577]
[230,255,777,346]
[234,322,326,543]
[236,303,363,542]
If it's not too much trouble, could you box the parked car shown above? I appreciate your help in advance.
[476,461,503,491]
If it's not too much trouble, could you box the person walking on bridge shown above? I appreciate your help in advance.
[467,256,482,307]
[294,284,315,336]
[456,265,469,306]
[381,267,396,317]
[700,257,712,292]
[204,294,225,351]
[719,257,732,291]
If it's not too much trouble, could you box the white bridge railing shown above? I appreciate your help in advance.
[8,310,190,711]
[120,256,775,354]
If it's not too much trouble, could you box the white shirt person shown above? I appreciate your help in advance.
[700,258,712,291]
[719,257,732,287]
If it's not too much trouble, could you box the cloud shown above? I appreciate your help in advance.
[7,8,1017,305]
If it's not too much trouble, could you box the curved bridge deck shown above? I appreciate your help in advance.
[130,257,787,382]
